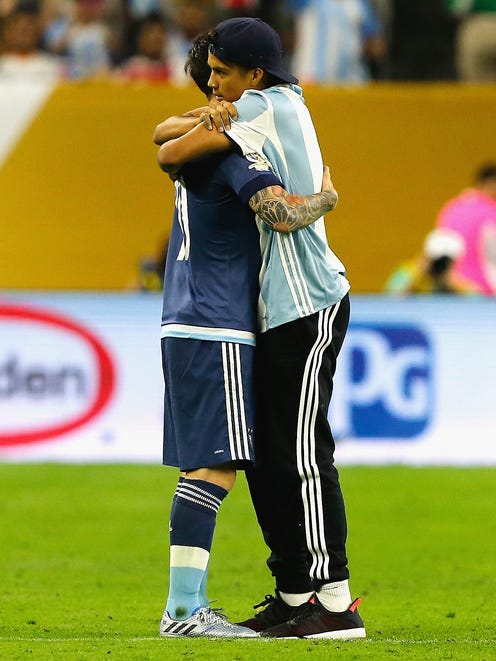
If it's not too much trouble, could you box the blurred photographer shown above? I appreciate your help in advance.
[385,228,476,295]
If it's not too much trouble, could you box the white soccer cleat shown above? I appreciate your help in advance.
[159,607,259,638]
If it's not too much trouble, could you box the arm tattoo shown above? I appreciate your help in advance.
[249,185,338,233]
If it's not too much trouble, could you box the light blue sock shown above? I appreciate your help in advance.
[167,564,206,620]
[199,562,209,608]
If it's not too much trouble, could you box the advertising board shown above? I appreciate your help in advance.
[1,293,494,464]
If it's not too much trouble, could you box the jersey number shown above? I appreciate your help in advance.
[175,181,190,261]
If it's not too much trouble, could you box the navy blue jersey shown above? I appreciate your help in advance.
[161,151,280,346]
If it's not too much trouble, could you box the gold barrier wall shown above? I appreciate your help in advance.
[1,81,496,292]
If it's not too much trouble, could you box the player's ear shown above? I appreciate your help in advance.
[251,67,264,87]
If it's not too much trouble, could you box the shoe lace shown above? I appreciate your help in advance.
[253,594,275,612]
[250,594,298,627]
[198,607,238,629]
[197,608,221,623]
[210,608,228,620]
[208,600,226,617]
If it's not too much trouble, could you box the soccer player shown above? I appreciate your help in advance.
[157,17,365,640]
[157,32,339,638]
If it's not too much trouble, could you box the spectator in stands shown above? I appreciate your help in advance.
[0,5,65,79]
[216,1,296,68]
[290,0,386,84]
[215,0,259,17]
[446,0,496,81]
[1,0,22,19]
[48,0,115,78]
[69,0,114,77]
[435,162,496,295]
[118,11,171,81]
[384,228,474,295]
[125,0,165,21]
[215,0,293,38]
[165,0,213,84]
[40,0,72,56]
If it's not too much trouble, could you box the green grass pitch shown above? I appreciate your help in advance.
[1,463,495,659]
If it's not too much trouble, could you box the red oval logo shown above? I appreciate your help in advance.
[0,303,115,446]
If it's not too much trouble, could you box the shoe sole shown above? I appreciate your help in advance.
[268,627,366,640]
[160,632,259,638]
[160,628,259,638]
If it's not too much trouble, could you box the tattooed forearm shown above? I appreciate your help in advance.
[249,185,338,233]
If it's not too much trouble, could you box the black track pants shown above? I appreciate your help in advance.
[246,296,350,593]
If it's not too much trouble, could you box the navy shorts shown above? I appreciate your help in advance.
[161,337,255,471]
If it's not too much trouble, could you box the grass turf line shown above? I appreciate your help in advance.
[0,464,495,659]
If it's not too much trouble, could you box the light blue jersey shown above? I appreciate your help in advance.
[226,84,350,332]
[291,0,382,84]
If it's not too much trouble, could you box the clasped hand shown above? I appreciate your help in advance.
[199,100,238,132]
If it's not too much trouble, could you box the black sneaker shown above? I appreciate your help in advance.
[260,597,366,639]
[236,592,314,633]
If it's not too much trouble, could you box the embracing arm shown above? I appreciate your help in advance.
[249,166,339,233]
[154,101,236,145]
[153,107,209,145]
[157,122,232,173]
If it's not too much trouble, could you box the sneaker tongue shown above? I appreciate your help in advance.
[291,600,316,623]
[196,607,214,622]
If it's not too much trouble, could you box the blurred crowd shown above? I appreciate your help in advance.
[1,0,495,84]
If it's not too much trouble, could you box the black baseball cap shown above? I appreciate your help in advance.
[208,17,298,85]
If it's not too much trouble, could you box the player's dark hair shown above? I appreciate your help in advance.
[184,32,212,98]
